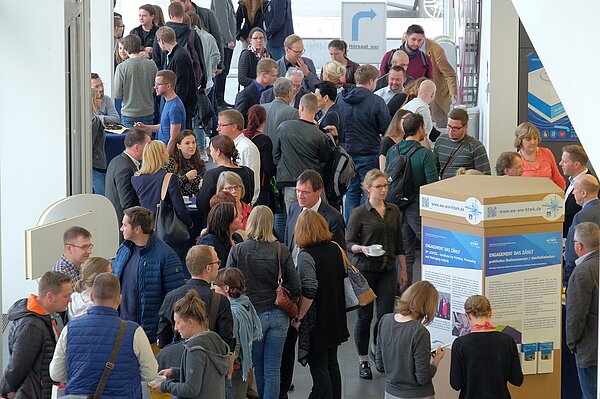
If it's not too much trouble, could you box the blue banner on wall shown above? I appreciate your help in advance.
[486,232,562,277]
[423,226,482,270]
[527,52,578,141]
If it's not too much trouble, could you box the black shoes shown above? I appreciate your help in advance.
[359,361,373,379]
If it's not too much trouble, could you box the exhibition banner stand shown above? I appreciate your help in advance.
[420,175,564,399]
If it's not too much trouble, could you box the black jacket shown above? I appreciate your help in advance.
[236,1,264,42]
[235,82,265,120]
[130,25,159,51]
[166,44,199,118]
[1,297,57,399]
[157,279,235,350]
[105,152,140,226]
[285,201,345,251]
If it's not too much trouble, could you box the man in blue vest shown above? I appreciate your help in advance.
[49,273,158,397]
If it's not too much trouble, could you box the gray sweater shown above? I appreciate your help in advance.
[114,57,158,118]
[375,315,437,398]
[160,331,230,399]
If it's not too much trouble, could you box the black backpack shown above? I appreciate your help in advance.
[323,133,356,204]
[385,144,421,208]
[185,29,205,91]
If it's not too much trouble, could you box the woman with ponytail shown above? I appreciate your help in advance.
[68,257,112,320]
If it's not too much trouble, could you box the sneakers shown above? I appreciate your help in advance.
[359,361,373,379]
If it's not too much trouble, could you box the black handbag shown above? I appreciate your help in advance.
[155,173,190,247]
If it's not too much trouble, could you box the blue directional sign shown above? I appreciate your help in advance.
[352,9,377,41]
[342,2,387,63]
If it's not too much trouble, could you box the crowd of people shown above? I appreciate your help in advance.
[2,0,599,398]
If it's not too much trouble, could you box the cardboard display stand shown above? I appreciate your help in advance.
[420,176,564,399]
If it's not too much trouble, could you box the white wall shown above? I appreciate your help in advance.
[91,0,115,96]
[0,1,72,311]
[477,0,519,171]
[510,0,600,170]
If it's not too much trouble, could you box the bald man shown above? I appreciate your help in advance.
[375,50,411,91]
[401,79,437,149]
[565,175,600,283]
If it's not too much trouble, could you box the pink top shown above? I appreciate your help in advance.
[521,146,566,189]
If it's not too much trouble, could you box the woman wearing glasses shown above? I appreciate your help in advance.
[346,169,407,380]
[197,135,255,220]
[238,27,272,88]
[217,172,252,229]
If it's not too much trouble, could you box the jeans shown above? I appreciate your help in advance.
[354,269,397,356]
[192,116,207,156]
[344,155,379,223]
[307,346,342,399]
[402,209,421,289]
[253,308,289,399]
[92,169,106,196]
[283,187,297,212]
[121,114,153,129]
[267,44,285,61]
[576,360,597,399]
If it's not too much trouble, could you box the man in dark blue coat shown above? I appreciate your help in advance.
[235,58,278,120]
[263,0,294,60]
[111,206,185,345]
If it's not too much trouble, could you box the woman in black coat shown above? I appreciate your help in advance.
[292,210,349,399]
[197,202,244,269]
[236,1,264,45]
[237,27,272,88]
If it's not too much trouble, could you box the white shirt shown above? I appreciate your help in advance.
[402,97,433,135]
[234,133,261,205]
[575,250,598,268]
[307,197,322,212]
[123,150,140,170]
[565,168,589,199]
[68,290,93,320]
[49,323,158,383]
[374,86,401,104]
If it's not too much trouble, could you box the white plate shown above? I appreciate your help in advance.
[366,249,386,257]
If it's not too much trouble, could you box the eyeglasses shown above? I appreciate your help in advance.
[207,260,220,267]
[217,123,232,128]
[288,47,305,55]
[447,124,466,132]
[372,184,388,190]
[223,185,242,192]
[67,243,94,250]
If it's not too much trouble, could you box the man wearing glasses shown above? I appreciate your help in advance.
[433,108,491,179]
[53,226,93,287]
[276,34,320,92]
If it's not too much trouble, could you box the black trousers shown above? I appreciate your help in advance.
[279,325,298,399]
[307,346,342,399]
[215,47,234,105]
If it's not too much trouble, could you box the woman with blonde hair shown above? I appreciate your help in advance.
[217,171,252,229]
[450,295,523,398]
[321,60,347,91]
[379,109,413,171]
[346,169,407,379]
[375,280,445,399]
[131,140,192,258]
[68,257,112,320]
[151,290,230,398]
[292,210,349,399]
[514,122,565,189]
[227,206,301,399]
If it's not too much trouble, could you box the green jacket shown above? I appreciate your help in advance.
[386,140,438,212]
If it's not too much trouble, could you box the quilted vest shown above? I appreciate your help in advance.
[65,306,141,398]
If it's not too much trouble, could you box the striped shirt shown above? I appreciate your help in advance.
[433,134,491,179]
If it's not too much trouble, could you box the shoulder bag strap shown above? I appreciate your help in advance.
[276,242,283,283]
[333,241,350,272]
[160,173,173,201]
[92,320,127,399]
[439,138,470,178]
[209,290,221,331]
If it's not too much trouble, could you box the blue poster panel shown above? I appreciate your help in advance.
[422,226,482,270]
[486,232,562,277]
[527,52,578,141]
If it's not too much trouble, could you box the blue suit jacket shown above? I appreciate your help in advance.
[564,198,600,283]
[235,82,265,119]
[263,0,294,48]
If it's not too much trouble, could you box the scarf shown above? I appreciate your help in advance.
[231,295,263,380]
[248,45,271,60]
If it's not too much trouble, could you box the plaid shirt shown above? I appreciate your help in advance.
[52,255,81,287]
